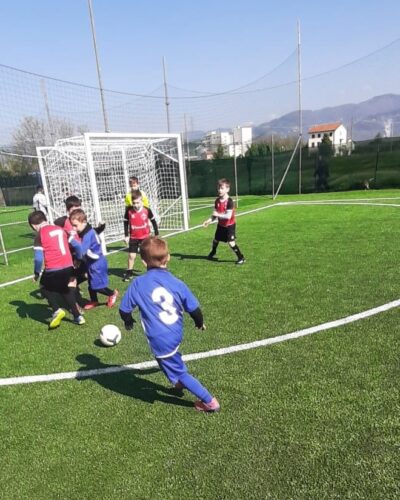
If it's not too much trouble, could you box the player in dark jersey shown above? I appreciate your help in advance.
[119,236,220,413]
[69,209,118,310]
[28,211,85,329]
[203,178,245,264]
[122,190,159,282]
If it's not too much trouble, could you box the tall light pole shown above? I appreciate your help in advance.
[87,0,110,132]
[163,57,171,133]
[297,20,303,194]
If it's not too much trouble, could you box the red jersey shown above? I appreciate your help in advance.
[124,207,155,240]
[34,223,73,270]
[54,215,81,243]
[215,196,235,227]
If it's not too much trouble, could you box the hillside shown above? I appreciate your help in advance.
[254,94,400,140]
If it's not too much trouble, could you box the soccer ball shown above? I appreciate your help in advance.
[99,324,122,347]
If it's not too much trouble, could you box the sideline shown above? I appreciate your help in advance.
[1,297,399,387]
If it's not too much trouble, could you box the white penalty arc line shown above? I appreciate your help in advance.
[1,297,400,387]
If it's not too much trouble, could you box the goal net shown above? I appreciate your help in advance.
[37,133,189,245]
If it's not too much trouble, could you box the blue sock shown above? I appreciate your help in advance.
[179,373,212,403]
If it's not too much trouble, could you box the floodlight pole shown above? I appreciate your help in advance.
[297,20,303,194]
[184,113,191,174]
[88,0,110,133]
[233,141,239,207]
[271,134,275,197]
[40,79,55,144]
[163,57,171,133]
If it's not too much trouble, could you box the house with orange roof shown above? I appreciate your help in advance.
[308,122,347,153]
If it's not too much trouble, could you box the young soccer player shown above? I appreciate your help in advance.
[32,186,48,215]
[54,195,106,241]
[124,176,149,209]
[29,210,85,328]
[119,236,220,413]
[69,209,118,310]
[55,195,106,303]
[122,190,159,282]
[203,178,245,264]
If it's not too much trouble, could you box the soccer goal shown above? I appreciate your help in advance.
[37,133,189,245]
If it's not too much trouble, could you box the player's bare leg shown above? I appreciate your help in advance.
[123,252,136,281]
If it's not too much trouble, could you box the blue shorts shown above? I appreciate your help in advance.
[156,352,188,385]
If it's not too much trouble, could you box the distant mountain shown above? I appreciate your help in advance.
[254,94,400,141]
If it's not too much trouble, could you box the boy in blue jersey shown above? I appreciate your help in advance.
[69,209,118,309]
[119,236,220,413]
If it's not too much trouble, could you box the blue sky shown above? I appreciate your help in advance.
[1,0,400,133]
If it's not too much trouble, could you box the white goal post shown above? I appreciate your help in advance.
[37,133,189,246]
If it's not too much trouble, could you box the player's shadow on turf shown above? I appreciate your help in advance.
[170,252,232,263]
[76,354,193,408]
[108,267,143,279]
[10,300,50,325]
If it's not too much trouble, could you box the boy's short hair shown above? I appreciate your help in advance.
[28,210,47,226]
[36,185,43,192]
[131,189,142,201]
[218,178,230,188]
[140,237,169,268]
[129,176,139,184]
[69,208,87,223]
[65,195,81,212]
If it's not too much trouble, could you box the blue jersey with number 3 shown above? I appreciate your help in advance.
[119,268,199,358]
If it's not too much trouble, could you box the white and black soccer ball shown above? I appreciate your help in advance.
[99,324,122,347]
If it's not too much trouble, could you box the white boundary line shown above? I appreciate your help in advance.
[2,198,400,289]
[1,297,399,387]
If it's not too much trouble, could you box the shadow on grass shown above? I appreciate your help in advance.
[170,252,233,263]
[75,354,192,408]
[108,267,144,279]
[10,300,50,325]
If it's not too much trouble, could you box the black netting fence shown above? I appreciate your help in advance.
[186,136,400,197]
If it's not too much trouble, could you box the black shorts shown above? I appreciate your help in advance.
[40,267,75,293]
[128,239,145,253]
[73,261,87,284]
[214,223,236,243]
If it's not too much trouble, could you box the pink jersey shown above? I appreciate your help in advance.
[215,197,235,227]
[34,223,73,270]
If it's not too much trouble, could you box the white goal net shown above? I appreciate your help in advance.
[37,133,189,245]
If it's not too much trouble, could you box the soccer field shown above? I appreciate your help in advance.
[0,191,399,499]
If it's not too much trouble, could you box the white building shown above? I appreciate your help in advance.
[199,126,252,159]
[308,122,347,153]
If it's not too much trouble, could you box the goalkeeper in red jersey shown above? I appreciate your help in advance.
[123,190,159,281]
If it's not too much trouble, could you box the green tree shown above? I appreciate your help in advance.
[213,144,225,160]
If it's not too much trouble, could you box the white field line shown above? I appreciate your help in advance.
[2,199,400,289]
[1,297,399,387]
[0,220,27,228]
[189,204,214,212]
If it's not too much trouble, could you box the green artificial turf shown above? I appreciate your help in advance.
[0,192,399,499]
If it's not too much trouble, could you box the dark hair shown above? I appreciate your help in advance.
[36,185,44,192]
[28,210,47,226]
[131,189,142,201]
[65,195,81,212]
[69,208,87,223]
[218,178,230,187]
[140,237,169,268]
[129,176,139,184]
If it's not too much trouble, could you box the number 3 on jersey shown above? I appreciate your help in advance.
[151,287,179,325]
